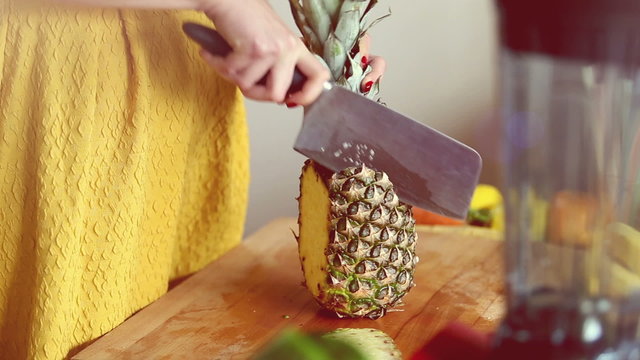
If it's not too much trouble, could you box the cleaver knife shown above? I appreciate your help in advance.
[183,22,482,220]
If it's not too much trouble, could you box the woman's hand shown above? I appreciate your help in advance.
[199,0,330,106]
[358,34,386,94]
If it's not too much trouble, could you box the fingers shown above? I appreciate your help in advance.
[361,55,386,93]
[228,53,273,92]
[357,34,371,72]
[200,41,328,104]
[241,54,297,102]
[358,34,371,58]
[199,50,230,80]
[356,34,386,93]
[201,37,383,102]
[265,55,297,102]
[285,51,330,106]
[200,48,284,102]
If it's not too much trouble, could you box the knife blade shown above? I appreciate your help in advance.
[182,22,482,220]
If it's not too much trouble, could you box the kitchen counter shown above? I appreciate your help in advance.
[73,217,505,359]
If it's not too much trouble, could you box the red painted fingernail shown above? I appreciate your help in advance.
[286,102,298,108]
[363,81,374,92]
[361,56,368,66]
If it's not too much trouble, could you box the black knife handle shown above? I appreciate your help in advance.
[182,22,307,94]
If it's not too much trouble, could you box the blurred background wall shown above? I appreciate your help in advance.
[244,0,499,235]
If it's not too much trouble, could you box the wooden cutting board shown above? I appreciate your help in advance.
[73,218,505,360]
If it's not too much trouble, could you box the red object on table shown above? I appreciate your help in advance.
[411,322,493,360]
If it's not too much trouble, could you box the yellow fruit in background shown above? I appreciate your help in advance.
[610,261,640,297]
[608,223,640,296]
[609,222,640,275]
[467,184,505,231]
[470,184,504,210]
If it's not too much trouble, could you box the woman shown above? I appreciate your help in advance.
[0,0,383,358]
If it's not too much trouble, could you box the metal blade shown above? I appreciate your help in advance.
[293,86,482,220]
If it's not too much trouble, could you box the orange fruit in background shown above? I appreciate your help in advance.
[412,207,465,226]
[547,190,613,247]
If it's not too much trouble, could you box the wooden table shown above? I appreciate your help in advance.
[73,218,506,360]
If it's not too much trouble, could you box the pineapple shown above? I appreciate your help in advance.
[297,160,418,319]
[254,328,402,360]
[290,1,416,319]
[322,328,402,359]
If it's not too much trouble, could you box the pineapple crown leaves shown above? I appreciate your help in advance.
[289,0,390,100]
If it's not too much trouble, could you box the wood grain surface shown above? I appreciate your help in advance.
[73,218,505,360]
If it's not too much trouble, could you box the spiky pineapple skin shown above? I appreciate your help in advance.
[253,328,402,360]
[297,160,418,320]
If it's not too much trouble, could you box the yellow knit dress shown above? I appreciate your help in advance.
[0,2,249,359]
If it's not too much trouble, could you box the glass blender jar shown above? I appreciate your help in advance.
[494,0,640,358]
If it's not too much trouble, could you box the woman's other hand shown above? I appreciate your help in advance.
[358,34,386,94]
